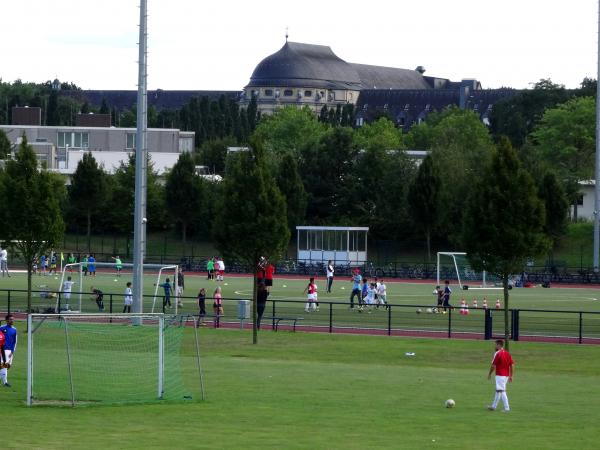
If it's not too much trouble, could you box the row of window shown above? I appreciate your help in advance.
[57,132,136,149]
[262,89,317,98]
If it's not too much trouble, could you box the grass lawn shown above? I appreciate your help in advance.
[3,325,600,449]
[1,272,600,340]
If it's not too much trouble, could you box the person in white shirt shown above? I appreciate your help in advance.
[377,279,388,309]
[123,282,133,313]
[326,260,334,293]
[61,276,76,310]
[0,247,10,278]
[216,258,225,281]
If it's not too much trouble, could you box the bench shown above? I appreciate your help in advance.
[264,316,304,332]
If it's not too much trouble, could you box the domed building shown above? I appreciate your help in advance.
[241,41,481,115]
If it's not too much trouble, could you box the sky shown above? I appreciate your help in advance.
[1,0,598,91]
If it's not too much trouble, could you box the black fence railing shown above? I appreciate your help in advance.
[1,289,599,344]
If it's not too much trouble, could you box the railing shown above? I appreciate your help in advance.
[0,289,598,344]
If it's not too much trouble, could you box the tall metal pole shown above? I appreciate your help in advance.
[595,1,600,271]
[133,0,148,311]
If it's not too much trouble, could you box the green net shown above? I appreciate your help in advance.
[29,314,200,406]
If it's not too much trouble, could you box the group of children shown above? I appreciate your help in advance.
[206,256,225,281]
[348,269,388,312]
[195,286,223,326]
[34,252,98,276]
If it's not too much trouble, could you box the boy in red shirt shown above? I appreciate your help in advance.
[487,339,515,412]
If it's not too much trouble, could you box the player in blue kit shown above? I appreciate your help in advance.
[0,314,17,387]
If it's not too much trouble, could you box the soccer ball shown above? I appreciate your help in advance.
[426,308,433,314]
[445,399,455,408]
[416,308,422,314]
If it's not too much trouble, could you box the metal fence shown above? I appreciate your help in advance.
[1,289,598,344]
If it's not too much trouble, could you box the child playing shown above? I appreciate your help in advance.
[303,277,317,313]
[0,327,7,369]
[197,288,207,326]
[112,256,123,277]
[213,287,223,327]
[123,282,133,313]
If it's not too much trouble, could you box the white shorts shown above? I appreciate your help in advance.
[2,350,13,367]
[495,375,509,391]
[307,293,316,302]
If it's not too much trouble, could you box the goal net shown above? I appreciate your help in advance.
[437,252,502,290]
[56,262,179,314]
[27,313,205,406]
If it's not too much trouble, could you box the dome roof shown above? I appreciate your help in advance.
[247,42,362,90]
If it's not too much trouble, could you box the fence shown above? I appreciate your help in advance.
[0,289,598,344]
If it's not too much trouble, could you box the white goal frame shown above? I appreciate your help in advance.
[56,262,179,313]
[436,252,502,290]
[27,313,165,406]
[27,312,206,407]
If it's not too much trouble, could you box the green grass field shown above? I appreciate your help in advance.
[1,271,599,340]
[3,324,600,449]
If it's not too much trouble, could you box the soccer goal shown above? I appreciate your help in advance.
[436,252,502,290]
[56,262,179,313]
[27,313,205,406]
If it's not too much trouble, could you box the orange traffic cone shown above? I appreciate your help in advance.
[495,298,501,309]
[472,298,478,308]
[483,299,488,309]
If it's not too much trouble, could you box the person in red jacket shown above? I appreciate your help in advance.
[487,339,515,412]
[264,263,275,292]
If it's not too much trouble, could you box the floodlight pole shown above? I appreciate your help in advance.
[594,1,600,272]
[133,0,148,312]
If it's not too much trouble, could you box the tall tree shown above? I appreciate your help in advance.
[408,155,441,260]
[462,138,550,348]
[99,98,110,114]
[0,137,65,310]
[537,172,569,259]
[531,96,595,220]
[165,152,202,244]
[213,139,289,344]
[0,129,10,159]
[276,153,307,231]
[46,90,59,125]
[68,153,108,252]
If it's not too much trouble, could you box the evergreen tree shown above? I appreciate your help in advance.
[0,130,10,159]
[81,101,90,114]
[68,153,108,252]
[165,152,202,244]
[247,95,258,132]
[0,137,65,310]
[408,155,441,260]
[46,90,59,125]
[213,139,289,344]
[462,138,550,348]
[538,172,569,258]
[276,153,307,231]
[99,98,110,114]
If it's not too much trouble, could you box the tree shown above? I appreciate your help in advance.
[490,79,571,148]
[99,98,109,114]
[68,153,108,252]
[407,107,495,244]
[0,137,65,311]
[537,172,569,259]
[0,130,10,159]
[408,155,441,260]
[276,153,307,231]
[46,90,60,126]
[531,96,595,220]
[213,139,290,344]
[165,152,202,244]
[462,138,550,348]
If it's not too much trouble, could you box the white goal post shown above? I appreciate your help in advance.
[56,262,180,313]
[27,313,205,406]
[436,252,502,290]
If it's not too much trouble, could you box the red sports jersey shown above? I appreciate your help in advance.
[492,349,514,376]
[265,264,275,280]
[0,332,5,346]
[307,283,316,295]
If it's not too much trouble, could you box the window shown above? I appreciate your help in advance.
[57,131,89,149]
[304,90,312,97]
[126,133,136,150]
[264,89,273,96]
[283,89,293,97]
[576,194,584,206]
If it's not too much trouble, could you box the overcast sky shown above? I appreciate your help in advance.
[1,0,597,91]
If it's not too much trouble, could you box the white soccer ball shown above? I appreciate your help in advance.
[426,308,433,314]
[416,308,422,314]
[282,285,287,288]
[445,399,455,408]
[142,217,147,223]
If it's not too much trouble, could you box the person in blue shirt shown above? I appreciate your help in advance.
[443,280,452,313]
[0,314,17,387]
[88,254,96,277]
[156,278,173,309]
[349,269,362,309]
[360,277,369,311]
